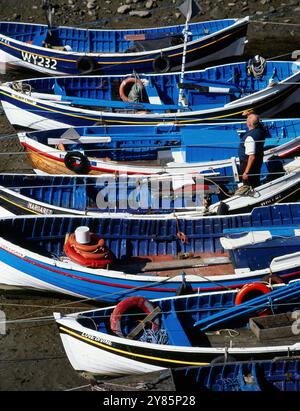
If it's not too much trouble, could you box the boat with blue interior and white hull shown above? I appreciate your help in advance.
[0,18,249,75]
[54,276,300,377]
[0,204,300,301]
[1,60,299,129]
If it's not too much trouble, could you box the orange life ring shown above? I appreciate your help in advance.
[68,233,105,253]
[64,233,113,268]
[110,296,160,337]
[119,77,144,102]
[235,282,271,316]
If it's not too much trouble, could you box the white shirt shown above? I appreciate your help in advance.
[244,135,256,156]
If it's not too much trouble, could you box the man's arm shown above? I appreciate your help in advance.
[243,136,256,182]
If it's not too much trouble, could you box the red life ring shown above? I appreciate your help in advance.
[119,77,144,102]
[110,296,160,337]
[68,233,105,253]
[64,233,113,268]
[235,282,271,316]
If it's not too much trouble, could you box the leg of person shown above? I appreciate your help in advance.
[248,163,263,188]
[239,160,248,185]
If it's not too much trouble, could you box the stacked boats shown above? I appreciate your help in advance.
[0,7,300,391]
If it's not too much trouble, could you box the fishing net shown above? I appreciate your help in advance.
[139,328,169,345]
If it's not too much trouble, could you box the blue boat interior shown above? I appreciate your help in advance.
[0,174,140,211]
[0,173,228,212]
[76,284,300,347]
[194,279,300,331]
[1,203,300,264]
[78,292,239,346]
[26,119,300,169]
[172,359,300,391]
[0,20,237,53]
[19,61,296,112]
[222,225,300,271]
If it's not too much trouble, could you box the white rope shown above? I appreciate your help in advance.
[250,19,300,27]
[64,384,91,391]
[1,300,299,327]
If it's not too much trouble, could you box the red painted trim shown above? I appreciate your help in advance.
[1,244,299,294]
[21,141,153,175]
[278,144,300,158]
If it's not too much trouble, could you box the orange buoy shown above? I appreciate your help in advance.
[235,282,271,316]
[64,231,113,268]
[119,77,144,102]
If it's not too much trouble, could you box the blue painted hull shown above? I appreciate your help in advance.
[0,19,248,75]
[1,203,300,302]
[1,61,299,129]
[24,119,300,163]
[172,358,300,391]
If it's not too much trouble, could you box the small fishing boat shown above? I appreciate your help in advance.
[0,18,249,75]
[0,158,299,217]
[0,172,222,216]
[0,203,300,301]
[53,278,300,377]
[1,60,299,129]
[17,120,300,176]
[171,357,300,391]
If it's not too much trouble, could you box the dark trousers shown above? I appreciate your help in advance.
[239,160,262,188]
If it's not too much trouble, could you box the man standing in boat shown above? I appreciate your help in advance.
[238,113,266,189]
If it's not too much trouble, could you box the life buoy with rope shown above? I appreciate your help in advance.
[152,55,171,73]
[64,233,114,268]
[119,77,144,102]
[76,56,97,74]
[64,151,90,174]
[110,296,160,337]
[235,282,271,316]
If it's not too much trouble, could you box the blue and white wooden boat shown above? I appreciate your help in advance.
[1,203,300,301]
[0,172,224,216]
[0,18,249,75]
[0,157,299,217]
[53,279,300,377]
[17,120,300,176]
[208,158,300,215]
[171,358,300,391]
[1,60,299,129]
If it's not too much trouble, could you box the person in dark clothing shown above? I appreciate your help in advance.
[238,113,266,188]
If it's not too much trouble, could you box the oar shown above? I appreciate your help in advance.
[194,280,300,331]
[52,95,185,112]
[124,32,182,41]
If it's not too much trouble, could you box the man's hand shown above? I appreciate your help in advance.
[242,172,248,181]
